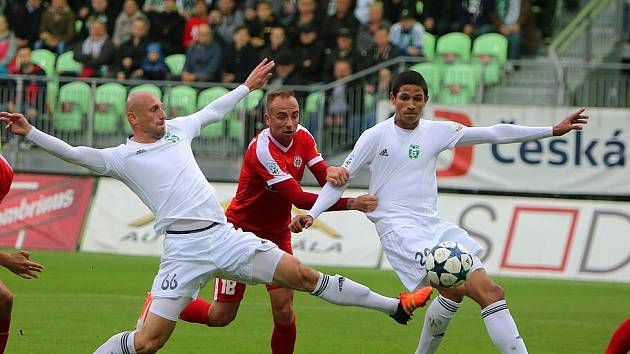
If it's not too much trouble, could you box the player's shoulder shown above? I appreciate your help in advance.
[424,119,465,133]
[294,125,317,144]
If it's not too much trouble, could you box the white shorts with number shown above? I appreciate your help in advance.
[150,223,278,300]
[380,222,483,292]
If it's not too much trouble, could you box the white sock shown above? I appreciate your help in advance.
[93,330,137,354]
[310,273,399,314]
[415,295,461,354]
[482,300,528,353]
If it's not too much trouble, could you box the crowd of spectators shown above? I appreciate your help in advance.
[0,0,567,85]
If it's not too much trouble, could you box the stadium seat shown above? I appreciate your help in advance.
[303,91,322,132]
[129,84,162,99]
[410,62,440,97]
[165,54,186,76]
[55,51,82,76]
[472,33,508,85]
[54,81,90,131]
[31,49,56,78]
[167,85,197,117]
[197,87,229,138]
[436,32,471,63]
[94,83,127,134]
[423,32,436,60]
[231,89,264,140]
[437,64,478,105]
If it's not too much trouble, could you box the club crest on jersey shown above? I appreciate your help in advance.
[293,156,303,168]
[163,132,180,144]
[408,144,420,159]
[343,155,353,168]
[452,122,464,132]
[266,162,282,176]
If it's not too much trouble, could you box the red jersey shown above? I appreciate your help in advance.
[0,155,13,204]
[226,126,326,241]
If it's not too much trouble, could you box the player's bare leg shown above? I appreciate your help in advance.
[267,252,432,324]
[0,281,13,353]
[269,288,296,354]
[95,298,186,354]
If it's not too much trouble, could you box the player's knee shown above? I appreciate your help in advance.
[0,287,13,311]
[208,308,237,327]
[272,303,294,324]
[296,264,318,291]
[135,333,167,354]
[486,283,504,302]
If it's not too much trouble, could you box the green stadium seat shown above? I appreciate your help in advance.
[165,54,186,76]
[54,81,90,131]
[94,83,127,134]
[31,49,56,78]
[436,32,471,63]
[409,62,440,98]
[129,84,162,99]
[438,64,477,105]
[167,85,197,117]
[472,33,508,85]
[423,32,436,60]
[55,51,82,76]
[231,89,264,140]
[303,91,322,131]
[197,87,229,138]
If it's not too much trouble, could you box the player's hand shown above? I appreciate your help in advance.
[4,251,44,279]
[243,58,275,91]
[326,166,349,186]
[0,112,33,136]
[349,194,377,212]
[288,215,313,233]
[552,108,589,136]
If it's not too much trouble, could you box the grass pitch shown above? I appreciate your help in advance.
[1,250,626,353]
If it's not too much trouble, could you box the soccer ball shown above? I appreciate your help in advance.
[425,241,473,288]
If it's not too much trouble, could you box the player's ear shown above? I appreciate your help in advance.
[389,91,395,104]
[264,112,270,126]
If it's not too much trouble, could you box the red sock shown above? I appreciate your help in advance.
[179,298,211,325]
[606,318,630,354]
[271,316,296,354]
[0,316,11,353]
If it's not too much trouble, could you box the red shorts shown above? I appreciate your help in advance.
[213,236,292,303]
[0,155,13,204]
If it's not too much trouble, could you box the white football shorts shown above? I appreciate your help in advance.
[380,222,483,291]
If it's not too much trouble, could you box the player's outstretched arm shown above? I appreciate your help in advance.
[552,108,589,136]
[0,251,44,279]
[0,112,107,173]
[185,59,275,129]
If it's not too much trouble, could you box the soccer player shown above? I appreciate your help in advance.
[174,89,378,354]
[0,60,433,354]
[0,250,44,353]
[289,70,589,354]
[606,318,630,354]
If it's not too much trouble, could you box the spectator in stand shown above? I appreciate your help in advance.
[453,0,497,38]
[368,24,402,65]
[492,0,531,61]
[389,9,424,57]
[36,0,76,55]
[6,0,45,49]
[209,0,244,46]
[382,0,416,24]
[112,0,149,48]
[221,26,259,84]
[77,0,117,40]
[113,18,149,80]
[146,0,185,55]
[354,0,374,25]
[178,0,196,17]
[0,15,16,74]
[324,59,353,135]
[183,0,210,48]
[246,0,281,48]
[259,26,290,63]
[73,19,114,77]
[296,23,325,84]
[321,0,360,50]
[181,23,222,82]
[286,0,321,45]
[356,0,391,50]
[267,50,306,92]
[140,42,171,80]
[5,46,47,122]
[422,0,455,36]
[323,27,369,82]
[142,0,165,12]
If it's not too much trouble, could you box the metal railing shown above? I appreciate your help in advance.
[548,0,625,104]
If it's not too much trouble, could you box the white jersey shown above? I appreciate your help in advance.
[308,117,552,236]
[27,85,251,234]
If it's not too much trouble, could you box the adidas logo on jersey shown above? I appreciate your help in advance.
[379,149,389,157]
